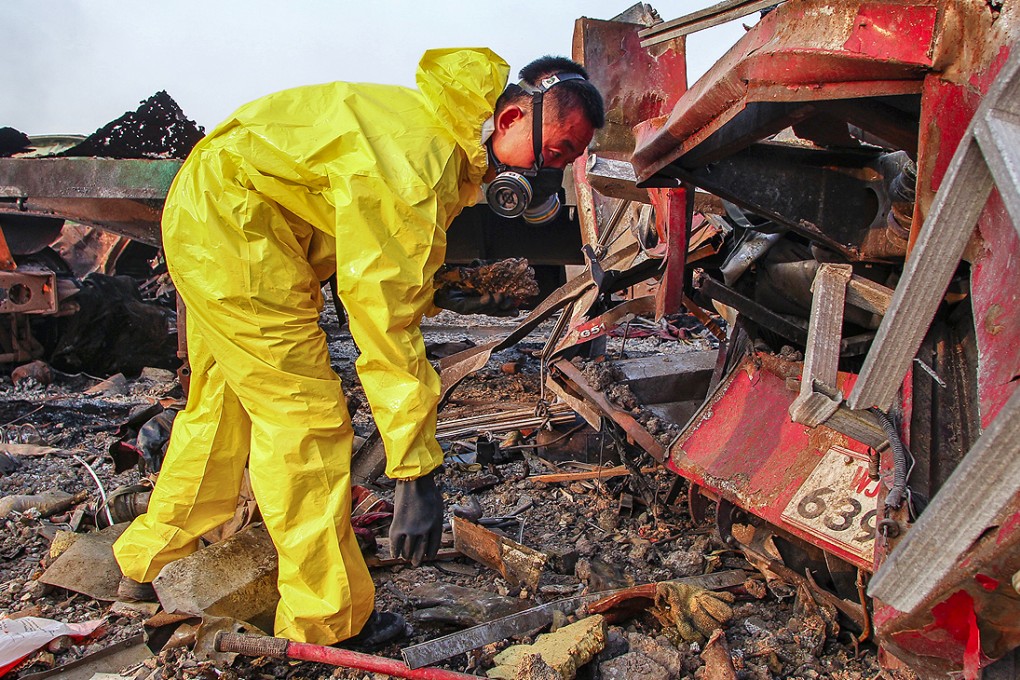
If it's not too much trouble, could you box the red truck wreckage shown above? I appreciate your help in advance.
[1,1,1018,677]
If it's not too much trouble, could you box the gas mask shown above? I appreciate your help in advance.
[485,72,587,225]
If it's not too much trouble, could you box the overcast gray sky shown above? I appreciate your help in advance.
[3,1,748,136]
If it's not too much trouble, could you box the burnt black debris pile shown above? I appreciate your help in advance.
[59,91,204,159]
[0,127,32,157]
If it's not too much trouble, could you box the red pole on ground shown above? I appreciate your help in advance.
[215,632,477,680]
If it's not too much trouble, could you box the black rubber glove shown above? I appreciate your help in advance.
[433,289,519,316]
[389,468,444,566]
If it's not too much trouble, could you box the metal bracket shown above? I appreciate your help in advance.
[0,266,58,314]
[789,263,852,427]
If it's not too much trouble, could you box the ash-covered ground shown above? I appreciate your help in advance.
[0,302,898,680]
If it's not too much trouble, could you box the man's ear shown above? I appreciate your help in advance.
[495,104,526,132]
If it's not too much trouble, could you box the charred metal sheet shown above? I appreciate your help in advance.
[668,352,878,570]
[0,266,57,314]
[632,1,937,183]
[573,16,686,160]
[550,358,666,462]
[655,142,892,260]
[451,516,547,591]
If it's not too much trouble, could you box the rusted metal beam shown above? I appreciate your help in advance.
[550,358,666,462]
[694,272,809,345]
[638,0,783,45]
[529,465,657,484]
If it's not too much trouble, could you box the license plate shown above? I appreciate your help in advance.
[781,446,880,564]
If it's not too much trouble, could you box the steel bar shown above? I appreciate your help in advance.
[695,273,809,345]
[638,0,783,46]
[868,386,1020,612]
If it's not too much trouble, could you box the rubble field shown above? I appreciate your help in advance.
[0,305,897,680]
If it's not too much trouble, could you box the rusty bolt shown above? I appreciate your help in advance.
[878,519,900,538]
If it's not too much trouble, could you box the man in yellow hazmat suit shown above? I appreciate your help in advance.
[112,49,604,646]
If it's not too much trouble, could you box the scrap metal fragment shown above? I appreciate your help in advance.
[700,629,739,680]
[452,516,547,591]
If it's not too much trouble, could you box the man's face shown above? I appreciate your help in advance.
[490,102,595,171]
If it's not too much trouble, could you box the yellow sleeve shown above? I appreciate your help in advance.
[332,174,448,481]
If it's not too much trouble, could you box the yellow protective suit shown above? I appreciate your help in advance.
[113,48,510,644]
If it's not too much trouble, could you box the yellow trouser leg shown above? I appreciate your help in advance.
[113,329,251,582]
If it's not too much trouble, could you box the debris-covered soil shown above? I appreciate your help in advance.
[0,302,891,680]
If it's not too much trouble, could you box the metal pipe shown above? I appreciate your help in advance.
[215,632,477,680]
[869,408,910,509]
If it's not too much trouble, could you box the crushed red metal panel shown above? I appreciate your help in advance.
[571,13,688,259]
[667,352,877,570]
[631,1,938,183]
[573,15,687,161]
[873,492,1020,676]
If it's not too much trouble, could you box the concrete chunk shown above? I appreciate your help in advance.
[488,614,606,679]
[153,523,278,632]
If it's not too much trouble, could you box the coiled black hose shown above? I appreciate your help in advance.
[870,408,910,509]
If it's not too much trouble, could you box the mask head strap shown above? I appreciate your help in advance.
[516,72,586,168]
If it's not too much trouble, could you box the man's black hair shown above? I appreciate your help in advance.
[495,55,605,129]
